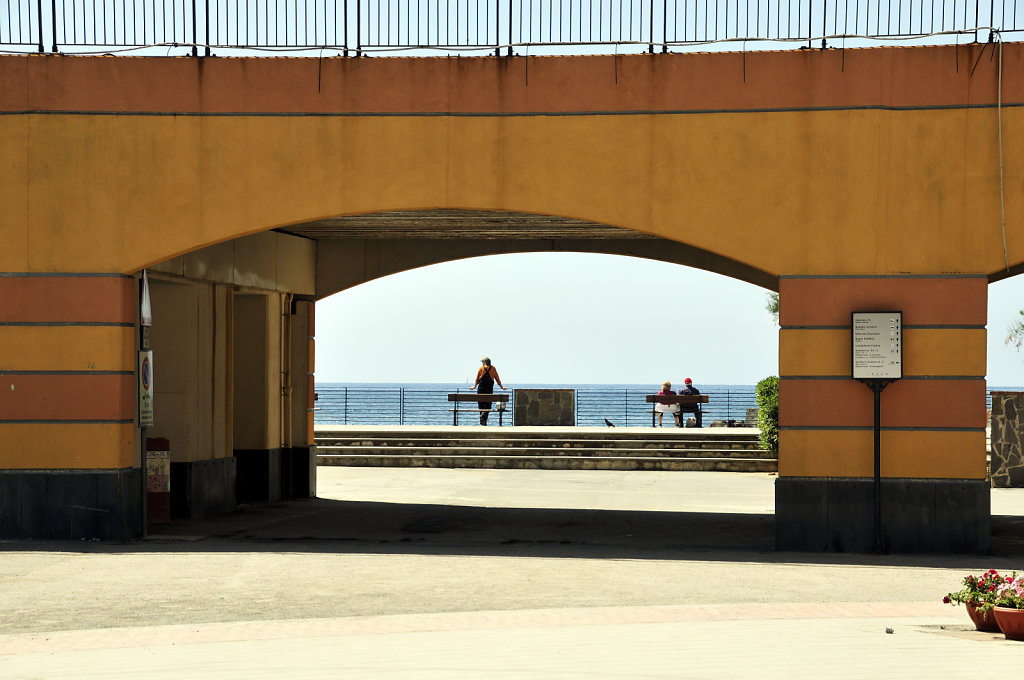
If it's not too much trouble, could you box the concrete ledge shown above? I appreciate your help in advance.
[317,454,777,472]
[775,477,990,554]
[0,468,142,540]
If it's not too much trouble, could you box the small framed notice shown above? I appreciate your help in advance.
[852,312,902,380]
[139,350,154,427]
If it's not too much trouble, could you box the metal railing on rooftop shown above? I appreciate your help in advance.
[2,0,1021,55]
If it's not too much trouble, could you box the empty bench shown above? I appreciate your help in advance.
[447,393,511,425]
[645,394,709,427]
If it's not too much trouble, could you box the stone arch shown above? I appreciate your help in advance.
[4,44,1023,547]
[273,209,777,300]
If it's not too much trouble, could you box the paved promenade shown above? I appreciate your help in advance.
[2,467,1024,678]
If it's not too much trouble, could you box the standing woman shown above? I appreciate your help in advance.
[471,357,506,425]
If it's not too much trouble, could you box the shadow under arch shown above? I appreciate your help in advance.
[274,209,779,300]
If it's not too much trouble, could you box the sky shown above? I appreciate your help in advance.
[314,252,1024,387]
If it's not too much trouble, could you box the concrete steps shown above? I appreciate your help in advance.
[315,428,776,472]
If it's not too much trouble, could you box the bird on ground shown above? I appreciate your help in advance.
[604,419,615,427]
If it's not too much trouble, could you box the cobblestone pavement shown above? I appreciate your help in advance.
[1,468,1023,678]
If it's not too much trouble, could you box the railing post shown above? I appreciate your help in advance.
[822,0,827,47]
[400,387,404,425]
[344,0,349,56]
[204,0,210,56]
[191,0,198,56]
[807,0,812,48]
[507,0,513,56]
[648,0,654,52]
[344,386,348,425]
[662,0,668,53]
[36,0,44,52]
[50,0,57,52]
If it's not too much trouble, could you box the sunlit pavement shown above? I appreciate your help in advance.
[1,467,1023,679]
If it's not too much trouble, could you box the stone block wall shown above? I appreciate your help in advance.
[990,391,1024,487]
[513,389,575,426]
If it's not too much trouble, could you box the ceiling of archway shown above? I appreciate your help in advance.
[275,209,778,296]
[275,210,657,240]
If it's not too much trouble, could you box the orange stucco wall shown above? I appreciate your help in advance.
[1,45,1019,476]
[779,275,988,479]
[0,276,137,469]
[1,45,1022,277]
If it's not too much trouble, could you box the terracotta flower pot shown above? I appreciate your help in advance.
[967,603,1001,632]
[993,606,1024,641]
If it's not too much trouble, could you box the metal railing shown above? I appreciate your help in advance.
[3,0,1021,55]
[313,385,759,426]
[313,385,1015,426]
[315,386,518,425]
[568,387,758,426]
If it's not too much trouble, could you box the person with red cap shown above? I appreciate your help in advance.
[678,377,702,428]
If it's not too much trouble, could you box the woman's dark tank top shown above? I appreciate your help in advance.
[478,367,495,392]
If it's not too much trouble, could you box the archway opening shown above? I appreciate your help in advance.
[310,250,781,551]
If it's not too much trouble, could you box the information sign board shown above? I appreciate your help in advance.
[852,312,902,380]
[139,350,154,427]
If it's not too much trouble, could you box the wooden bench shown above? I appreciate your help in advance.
[644,394,709,427]
[447,393,511,425]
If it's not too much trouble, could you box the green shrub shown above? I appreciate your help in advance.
[755,376,779,457]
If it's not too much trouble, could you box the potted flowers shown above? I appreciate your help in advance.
[943,569,1007,632]
[992,573,1024,641]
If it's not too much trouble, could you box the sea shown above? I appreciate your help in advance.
[314,382,1024,427]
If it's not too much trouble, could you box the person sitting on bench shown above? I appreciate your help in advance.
[654,380,680,427]
[678,377,702,428]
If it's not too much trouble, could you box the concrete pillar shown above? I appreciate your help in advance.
[286,300,316,499]
[0,274,142,539]
[775,275,990,553]
[233,292,283,503]
[148,278,236,519]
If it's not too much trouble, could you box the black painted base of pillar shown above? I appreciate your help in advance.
[284,446,316,499]
[235,448,283,503]
[170,457,237,520]
[235,448,316,503]
[0,468,143,540]
[776,477,990,554]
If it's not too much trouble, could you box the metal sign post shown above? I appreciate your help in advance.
[852,312,902,553]
[139,271,153,533]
